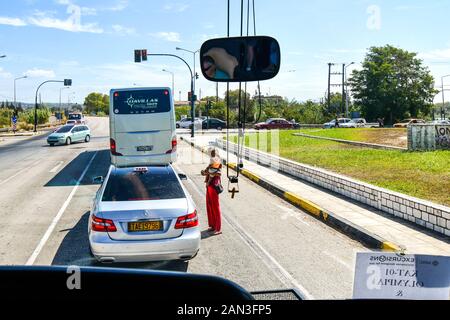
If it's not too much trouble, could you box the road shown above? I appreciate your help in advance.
[0,117,368,299]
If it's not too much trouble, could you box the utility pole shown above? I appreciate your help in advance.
[327,63,332,111]
[342,64,345,115]
[442,75,450,120]
[216,83,219,103]
[344,62,355,118]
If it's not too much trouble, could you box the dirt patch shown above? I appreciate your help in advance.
[360,129,407,148]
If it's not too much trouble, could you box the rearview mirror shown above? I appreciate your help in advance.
[200,36,280,82]
[92,176,104,184]
[178,173,188,180]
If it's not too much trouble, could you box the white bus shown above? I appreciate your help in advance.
[109,87,177,167]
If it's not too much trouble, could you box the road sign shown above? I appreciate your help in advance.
[12,116,17,124]
[353,252,450,300]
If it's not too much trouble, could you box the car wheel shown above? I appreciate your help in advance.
[217,126,222,131]
[176,124,180,128]
[65,137,71,145]
[85,134,90,143]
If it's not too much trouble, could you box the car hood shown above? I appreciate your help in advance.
[48,132,68,138]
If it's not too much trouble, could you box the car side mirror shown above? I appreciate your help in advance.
[92,176,104,184]
[200,36,280,82]
[178,173,188,181]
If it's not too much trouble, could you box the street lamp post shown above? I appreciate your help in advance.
[138,52,194,137]
[344,62,355,118]
[441,75,450,120]
[59,87,69,123]
[176,47,199,103]
[162,69,175,97]
[34,79,72,132]
[14,75,27,107]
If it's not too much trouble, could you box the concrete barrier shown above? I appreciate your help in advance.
[408,124,450,150]
[215,138,450,237]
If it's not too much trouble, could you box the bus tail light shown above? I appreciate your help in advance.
[110,138,123,156]
[166,136,177,154]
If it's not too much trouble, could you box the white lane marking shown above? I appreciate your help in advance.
[182,173,314,300]
[322,250,353,270]
[276,204,310,226]
[49,161,64,173]
[0,159,42,186]
[26,151,98,265]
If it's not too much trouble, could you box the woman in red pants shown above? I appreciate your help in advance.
[201,149,222,235]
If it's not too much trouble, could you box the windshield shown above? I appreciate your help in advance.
[56,125,73,133]
[68,114,81,120]
[1,0,449,305]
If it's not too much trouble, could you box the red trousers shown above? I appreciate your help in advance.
[206,184,221,232]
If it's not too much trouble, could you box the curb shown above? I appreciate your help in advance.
[292,133,407,151]
[180,136,402,252]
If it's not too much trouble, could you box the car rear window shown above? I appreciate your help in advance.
[112,89,171,115]
[102,167,185,201]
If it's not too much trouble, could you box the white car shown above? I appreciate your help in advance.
[176,117,203,129]
[340,118,366,128]
[323,118,351,129]
[89,165,200,263]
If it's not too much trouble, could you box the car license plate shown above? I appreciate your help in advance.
[137,145,153,152]
[128,221,163,232]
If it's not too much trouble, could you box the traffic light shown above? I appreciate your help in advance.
[188,91,192,101]
[134,49,142,63]
[141,49,147,61]
[64,79,72,86]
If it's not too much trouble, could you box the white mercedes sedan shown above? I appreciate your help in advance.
[88,165,200,263]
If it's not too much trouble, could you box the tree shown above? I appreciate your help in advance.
[348,45,437,123]
[84,92,109,115]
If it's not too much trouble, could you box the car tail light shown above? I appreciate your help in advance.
[110,138,123,156]
[175,211,198,229]
[166,136,177,154]
[91,215,117,232]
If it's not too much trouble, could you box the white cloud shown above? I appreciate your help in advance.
[0,16,27,26]
[150,31,181,42]
[112,24,136,35]
[0,67,12,79]
[164,3,190,12]
[107,0,129,11]
[29,16,103,33]
[419,48,450,61]
[24,68,56,78]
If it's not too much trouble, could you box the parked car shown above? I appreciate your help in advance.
[176,117,202,129]
[67,112,85,124]
[340,118,380,128]
[47,124,91,146]
[393,119,425,128]
[202,118,226,130]
[254,118,294,130]
[429,119,450,125]
[88,165,200,263]
[323,118,351,129]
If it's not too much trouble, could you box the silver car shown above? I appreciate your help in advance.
[88,165,200,263]
[47,124,91,146]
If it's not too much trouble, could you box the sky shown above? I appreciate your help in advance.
[0,0,450,105]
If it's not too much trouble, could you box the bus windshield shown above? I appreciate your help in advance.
[112,89,171,115]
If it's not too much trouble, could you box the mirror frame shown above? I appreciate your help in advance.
[200,35,281,83]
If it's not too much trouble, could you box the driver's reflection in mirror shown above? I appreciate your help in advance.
[202,47,238,80]
[201,37,280,82]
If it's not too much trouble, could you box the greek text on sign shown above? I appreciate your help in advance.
[353,252,450,300]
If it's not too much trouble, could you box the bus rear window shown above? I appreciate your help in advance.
[112,89,171,115]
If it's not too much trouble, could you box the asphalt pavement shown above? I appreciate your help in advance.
[0,117,368,299]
